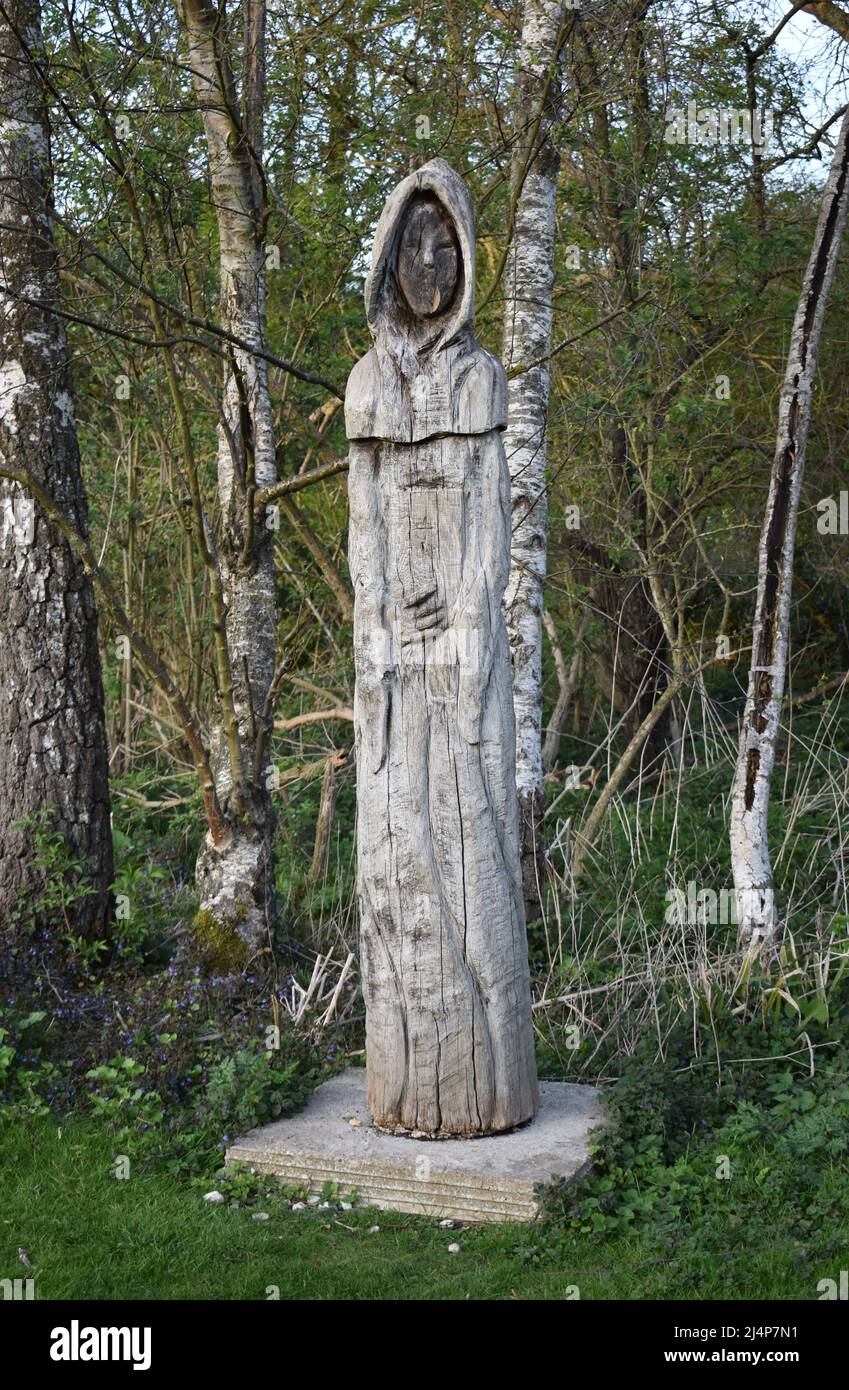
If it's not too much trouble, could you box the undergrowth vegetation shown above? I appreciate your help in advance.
[2,684,847,1298]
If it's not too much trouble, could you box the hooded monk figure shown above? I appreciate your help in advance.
[346,159,539,1136]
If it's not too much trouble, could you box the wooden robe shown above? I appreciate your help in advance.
[347,158,538,1136]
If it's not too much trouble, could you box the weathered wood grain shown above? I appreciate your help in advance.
[346,159,538,1136]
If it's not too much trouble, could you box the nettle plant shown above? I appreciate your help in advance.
[9,803,179,964]
[11,807,98,939]
[0,1010,60,1118]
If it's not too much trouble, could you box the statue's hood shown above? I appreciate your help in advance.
[346,159,506,443]
[364,157,476,357]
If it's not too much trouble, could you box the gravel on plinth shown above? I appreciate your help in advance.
[226,1068,604,1224]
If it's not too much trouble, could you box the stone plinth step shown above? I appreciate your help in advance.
[226,1069,604,1225]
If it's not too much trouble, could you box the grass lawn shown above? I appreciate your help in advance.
[0,1114,841,1300]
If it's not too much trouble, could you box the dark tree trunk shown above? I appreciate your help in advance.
[562,526,671,770]
[593,573,671,769]
[0,0,113,932]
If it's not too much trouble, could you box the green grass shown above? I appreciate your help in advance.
[1,1114,843,1300]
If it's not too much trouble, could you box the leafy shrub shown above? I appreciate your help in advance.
[533,995,849,1279]
[203,1047,315,1140]
[0,1010,60,1117]
[77,1036,323,1174]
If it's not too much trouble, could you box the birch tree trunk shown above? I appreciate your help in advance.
[502,0,566,919]
[0,0,113,933]
[347,160,538,1136]
[730,106,849,948]
[176,0,278,944]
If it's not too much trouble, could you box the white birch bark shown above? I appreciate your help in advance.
[730,106,849,948]
[176,0,278,943]
[0,0,114,932]
[502,1,566,913]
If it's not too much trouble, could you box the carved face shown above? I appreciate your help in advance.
[396,197,460,319]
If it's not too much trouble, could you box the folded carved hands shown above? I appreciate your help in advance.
[399,584,447,643]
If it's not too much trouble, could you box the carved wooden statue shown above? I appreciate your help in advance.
[346,159,539,1136]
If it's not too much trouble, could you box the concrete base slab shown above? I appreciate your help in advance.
[226,1068,604,1224]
